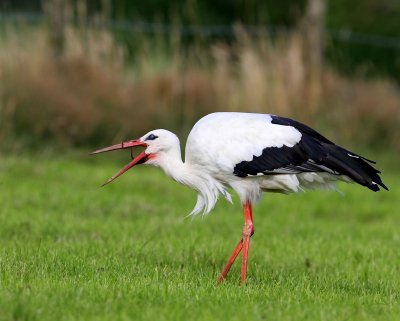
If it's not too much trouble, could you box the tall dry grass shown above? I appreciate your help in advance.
[0,20,399,150]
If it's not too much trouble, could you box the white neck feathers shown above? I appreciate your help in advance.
[154,152,232,216]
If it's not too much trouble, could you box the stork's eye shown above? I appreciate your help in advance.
[146,134,158,141]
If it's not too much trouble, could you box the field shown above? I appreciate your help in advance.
[0,150,399,321]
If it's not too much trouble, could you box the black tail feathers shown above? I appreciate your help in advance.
[326,146,388,192]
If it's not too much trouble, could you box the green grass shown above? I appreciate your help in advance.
[0,151,399,321]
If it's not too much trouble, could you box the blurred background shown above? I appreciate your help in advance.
[0,0,399,151]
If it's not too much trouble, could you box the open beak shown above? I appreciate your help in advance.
[91,140,148,186]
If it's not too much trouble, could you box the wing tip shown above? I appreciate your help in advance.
[368,180,389,192]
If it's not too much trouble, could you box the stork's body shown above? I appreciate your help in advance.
[92,112,387,284]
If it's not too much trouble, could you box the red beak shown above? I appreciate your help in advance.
[91,140,148,186]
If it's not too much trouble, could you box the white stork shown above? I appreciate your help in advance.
[91,112,387,284]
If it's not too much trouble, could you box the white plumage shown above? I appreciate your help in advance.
[92,112,387,284]
[185,112,331,214]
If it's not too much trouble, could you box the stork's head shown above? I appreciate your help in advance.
[91,129,180,186]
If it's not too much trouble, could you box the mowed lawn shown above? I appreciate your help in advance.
[0,151,399,321]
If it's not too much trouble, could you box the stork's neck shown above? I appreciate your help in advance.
[155,149,201,188]
[153,148,231,216]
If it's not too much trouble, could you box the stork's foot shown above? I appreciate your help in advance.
[218,202,254,285]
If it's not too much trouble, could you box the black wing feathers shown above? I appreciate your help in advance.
[269,115,334,145]
[233,115,388,192]
[270,116,376,164]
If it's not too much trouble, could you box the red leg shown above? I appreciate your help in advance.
[218,239,243,283]
[218,201,254,284]
[240,202,254,284]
